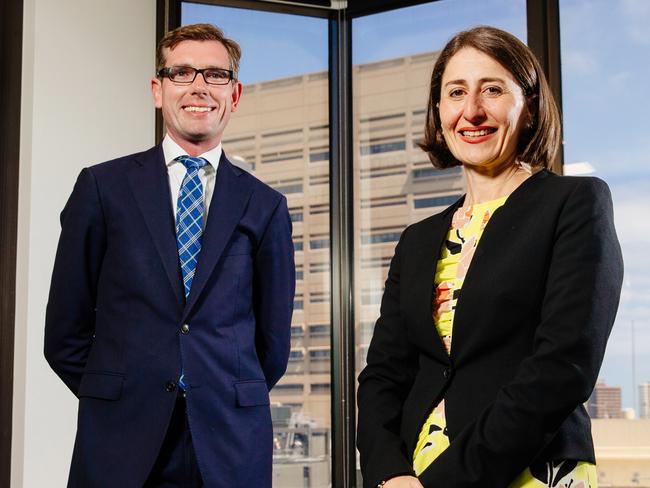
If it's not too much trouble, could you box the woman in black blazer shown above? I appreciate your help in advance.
[357,26,623,488]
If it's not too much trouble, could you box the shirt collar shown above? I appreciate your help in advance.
[162,134,222,170]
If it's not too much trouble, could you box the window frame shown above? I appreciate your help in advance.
[157,2,563,486]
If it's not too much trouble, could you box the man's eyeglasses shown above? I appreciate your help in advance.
[157,66,235,86]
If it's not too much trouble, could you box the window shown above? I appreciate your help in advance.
[310,149,329,162]
[274,182,303,195]
[273,384,304,394]
[309,349,331,361]
[310,291,329,304]
[559,2,650,464]
[293,237,304,252]
[310,235,330,250]
[360,195,407,209]
[289,349,305,361]
[412,166,462,179]
[261,148,303,164]
[309,324,330,337]
[360,139,406,156]
[360,230,402,245]
[311,383,330,393]
[353,4,526,484]
[413,194,461,209]
[309,262,329,274]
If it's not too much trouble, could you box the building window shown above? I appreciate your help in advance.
[309,262,329,274]
[273,384,304,394]
[361,230,402,245]
[413,194,461,209]
[294,294,304,310]
[289,350,305,362]
[309,324,330,337]
[360,195,407,209]
[291,325,304,337]
[311,383,330,393]
[261,149,303,164]
[310,150,329,162]
[359,164,407,180]
[360,139,406,156]
[293,236,303,252]
[290,210,304,222]
[309,291,329,304]
[412,166,462,180]
[360,256,391,269]
[275,183,303,195]
[309,204,329,215]
[310,235,330,249]
[309,349,331,361]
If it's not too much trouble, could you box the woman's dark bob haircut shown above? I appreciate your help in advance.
[419,26,561,169]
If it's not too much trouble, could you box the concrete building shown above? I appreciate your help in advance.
[640,381,650,419]
[589,380,624,419]
[223,50,464,431]
[592,419,650,487]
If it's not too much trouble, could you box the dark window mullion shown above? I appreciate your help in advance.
[329,8,357,488]
[526,0,564,173]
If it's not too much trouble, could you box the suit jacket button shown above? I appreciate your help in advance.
[165,381,177,392]
[443,368,451,379]
[180,324,190,334]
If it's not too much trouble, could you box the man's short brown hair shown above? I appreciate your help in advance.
[419,26,561,170]
[156,23,242,79]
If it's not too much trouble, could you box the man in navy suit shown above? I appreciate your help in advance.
[44,23,295,487]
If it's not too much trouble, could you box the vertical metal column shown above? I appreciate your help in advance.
[329,7,357,488]
[527,0,564,173]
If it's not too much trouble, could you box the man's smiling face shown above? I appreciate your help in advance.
[151,40,242,155]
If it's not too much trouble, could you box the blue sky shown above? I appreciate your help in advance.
[182,0,650,410]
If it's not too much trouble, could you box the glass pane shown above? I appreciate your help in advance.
[181,4,330,486]
[352,0,527,483]
[560,0,650,484]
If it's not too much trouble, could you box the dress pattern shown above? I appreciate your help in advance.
[412,197,597,487]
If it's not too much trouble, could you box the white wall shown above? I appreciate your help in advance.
[14,1,156,486]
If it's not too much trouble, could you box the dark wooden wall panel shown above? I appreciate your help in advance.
[0,0,23,484]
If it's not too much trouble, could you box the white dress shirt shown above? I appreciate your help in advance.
[162,135,221,229]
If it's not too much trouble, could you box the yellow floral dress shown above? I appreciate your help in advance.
[412,197,597,488]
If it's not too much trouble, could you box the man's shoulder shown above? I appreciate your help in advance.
[86,145,161,177]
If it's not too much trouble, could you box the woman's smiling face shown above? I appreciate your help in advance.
[439,47,530,171]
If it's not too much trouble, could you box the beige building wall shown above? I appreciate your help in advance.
[224,51,465,428]
[593,419,650,487]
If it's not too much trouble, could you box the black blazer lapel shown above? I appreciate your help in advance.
[409,199,464,363]
[127,146,184,306]
[182,154,253,318]
[450,170,550,363]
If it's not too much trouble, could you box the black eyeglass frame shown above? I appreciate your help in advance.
[157,66,236,85]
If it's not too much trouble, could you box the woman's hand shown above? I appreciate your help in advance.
[383,475,425,488]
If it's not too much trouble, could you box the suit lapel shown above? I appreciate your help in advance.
[450,169,549,362]
[127,146,184,306]
[411,199,463,363]
[182,154,253,319]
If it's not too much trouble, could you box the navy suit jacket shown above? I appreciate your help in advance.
[45,145,295,487]
[357,170,624,487]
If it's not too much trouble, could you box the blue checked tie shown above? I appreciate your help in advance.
[175,155,208,391]
[176,155,208,298]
